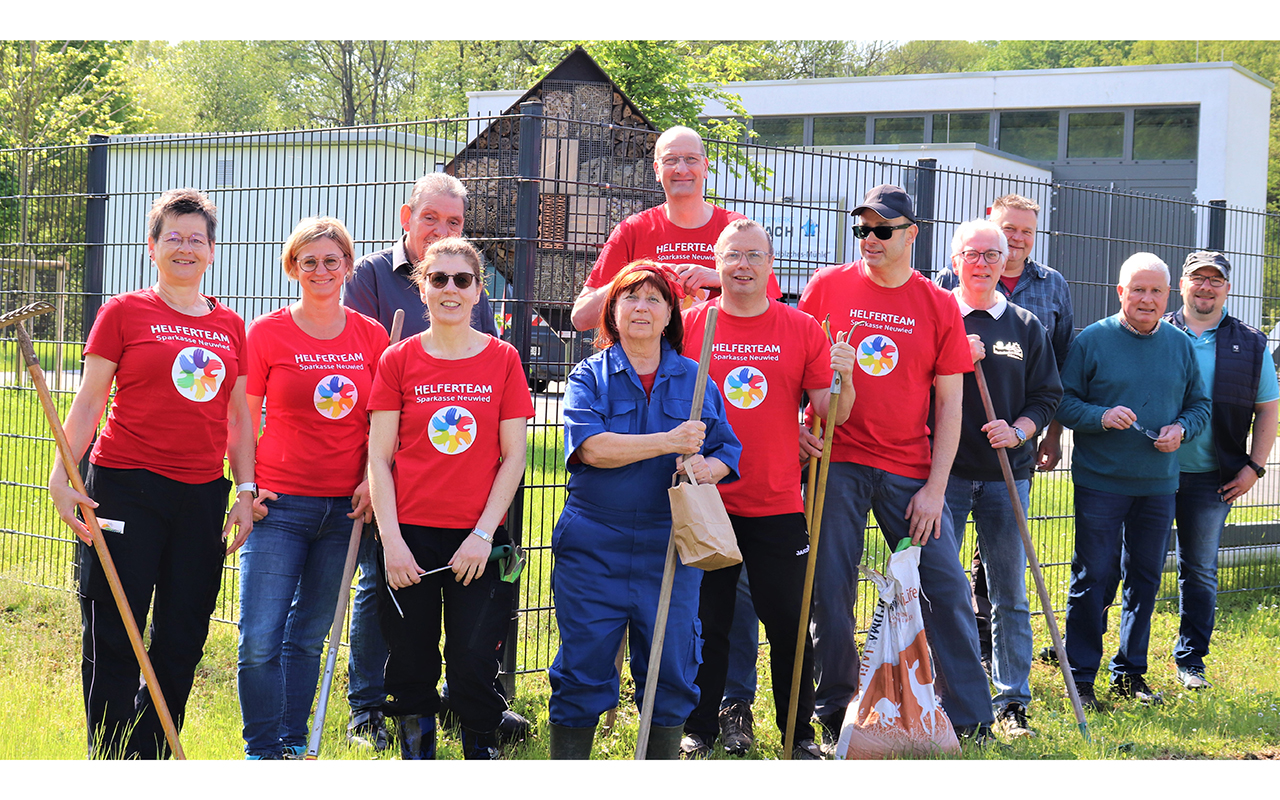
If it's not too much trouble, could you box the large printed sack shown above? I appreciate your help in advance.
[668,464,741,571]
[836,542,961,759]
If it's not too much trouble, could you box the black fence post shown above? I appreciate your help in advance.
[82,134,108,348]
[1207,199,1227,252]
[501,100,542,699]
[79,134,109,482]
[913,158,937,276]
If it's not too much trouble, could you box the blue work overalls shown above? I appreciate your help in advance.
[549,341,742,728]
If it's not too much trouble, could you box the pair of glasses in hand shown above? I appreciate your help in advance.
[1131,422,1160,441]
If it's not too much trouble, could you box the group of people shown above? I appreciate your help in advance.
[47,122,1275,761]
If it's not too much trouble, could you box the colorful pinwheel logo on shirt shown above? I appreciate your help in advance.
[723,365,769,410]
[171,346,226,403]
[314,374,358,420]
[429,405,476,455]
[856,334,899,377]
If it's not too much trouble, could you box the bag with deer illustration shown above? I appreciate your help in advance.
[835,541,961,759]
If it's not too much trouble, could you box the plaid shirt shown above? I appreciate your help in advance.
[935,257,1075,371]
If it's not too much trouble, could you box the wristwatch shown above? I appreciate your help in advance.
[1249,460,1267,478]
[471,527,494,544]
[236,482,258,499]
[1012,427,1027,448]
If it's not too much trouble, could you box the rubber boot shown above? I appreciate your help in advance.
[646,724,685,760]
[396,715,437,760]
[548,722,596,760]
[460,726,501,760]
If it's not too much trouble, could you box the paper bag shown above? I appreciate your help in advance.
[668,466,741,571]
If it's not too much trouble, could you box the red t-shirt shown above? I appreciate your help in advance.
[85,288,246,484]
[246,307,390,497]
[367,336,535,529]
[586,204,783,300]
[798,261,972,479]
[683,299,831,516]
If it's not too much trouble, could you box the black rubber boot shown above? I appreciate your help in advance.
[548,722,596,760]
[396,715,437,760]
[460,727,501,760]
[646,724,685,760]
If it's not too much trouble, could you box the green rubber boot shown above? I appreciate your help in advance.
[646,724,685,760]
[548,722,596,760]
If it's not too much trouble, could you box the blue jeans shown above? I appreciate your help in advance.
[237,493,355,755]
[722,565,759,706]
[1174,471,1232,670]
[347,529,389,716]
[1064,484,1175,684]
[811,462,993,729]
[946,476,1033,711]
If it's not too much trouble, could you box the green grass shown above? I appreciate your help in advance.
[0,339,84,375]
[2,571,1278,760]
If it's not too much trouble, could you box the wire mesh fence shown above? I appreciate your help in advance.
[3,110,1279,678]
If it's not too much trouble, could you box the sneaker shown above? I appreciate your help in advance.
[1110,673,1164,706]
[995,702,1037,738]
[1037,646,1059,665]
[1074,681,1101,712]
[347,709,390,751]
[245,751,284,760]
[498,709,531,745]
[281,744,308,759]
[792,738,825,760]
[678,733,712,759]
[1177,665,1212,690]
[816,712,842,757]
[718,700,754,756]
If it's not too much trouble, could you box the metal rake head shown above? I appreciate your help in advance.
[0,301,55,330]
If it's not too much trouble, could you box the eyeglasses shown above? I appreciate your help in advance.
[1187,274,1227,288]
[958,249,1004,265]
[851,222,914,240]
[658,155,704,168]
[160,232,210,249]
[427,271,476,289]
[297,256,345,273]
[718,249,769,266]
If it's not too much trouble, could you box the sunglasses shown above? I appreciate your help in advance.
[427,271,476,289]
[851,222,914,240]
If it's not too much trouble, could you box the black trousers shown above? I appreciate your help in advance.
[79,465,229,759]
[684,512,815,743]
[377,524,513,733]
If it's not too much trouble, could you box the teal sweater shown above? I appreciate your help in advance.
[1056,315,1211,496]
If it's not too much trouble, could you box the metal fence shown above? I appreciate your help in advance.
[3,109,1279,680]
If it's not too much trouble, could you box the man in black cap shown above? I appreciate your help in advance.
[798,185,995,748]
[1164,250,1278,690]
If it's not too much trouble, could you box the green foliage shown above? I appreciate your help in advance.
[972,40,1137,71]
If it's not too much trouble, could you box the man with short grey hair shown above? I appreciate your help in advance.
[1164,250,1278,690]
[1055,252,1211,710]
[943,219,1062,738]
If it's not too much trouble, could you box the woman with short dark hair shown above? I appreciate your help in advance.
[49,187,256,759]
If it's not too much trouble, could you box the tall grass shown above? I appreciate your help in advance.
[3,572,1277,761]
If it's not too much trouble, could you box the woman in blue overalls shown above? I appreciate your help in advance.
[548,261,741,759]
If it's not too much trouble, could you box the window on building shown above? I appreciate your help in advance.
[813,115,867,146]
[873,116,924,145]
[1133,107,1198,160]
[1067,112,1125,159]
[752,117,805,147]
[931,112,990,146]
[998,111,1059,161]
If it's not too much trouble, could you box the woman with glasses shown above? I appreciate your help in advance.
[48,188,256,758]
[366,237,534,759]
[236,216,390,759]
[547,261,741,759]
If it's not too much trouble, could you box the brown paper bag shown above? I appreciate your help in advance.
[668,464,741,571]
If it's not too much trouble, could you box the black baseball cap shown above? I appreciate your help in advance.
[1181,250,1231,282]
[851,184,917,224]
